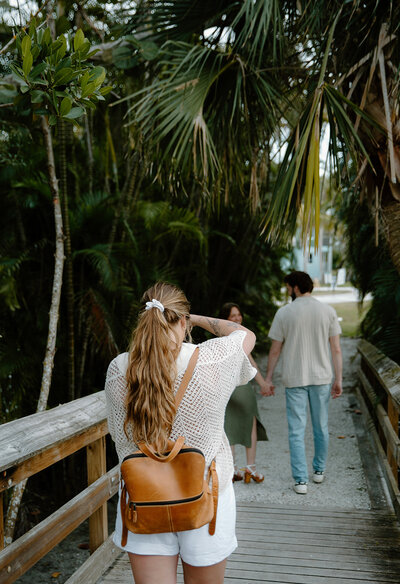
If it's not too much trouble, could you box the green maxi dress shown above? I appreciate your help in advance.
[224,382,268,447]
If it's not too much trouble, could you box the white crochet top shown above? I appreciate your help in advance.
[105,330,256,492]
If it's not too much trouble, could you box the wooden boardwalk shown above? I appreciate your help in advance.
[97,502,400,584]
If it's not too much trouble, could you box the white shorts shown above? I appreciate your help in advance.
[113,482,237,567]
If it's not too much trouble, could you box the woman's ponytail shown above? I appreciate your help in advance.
[124,282,191,453]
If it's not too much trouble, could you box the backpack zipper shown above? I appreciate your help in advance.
[128,492,204,523]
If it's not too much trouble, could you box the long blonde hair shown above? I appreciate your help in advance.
[124,282,191,453]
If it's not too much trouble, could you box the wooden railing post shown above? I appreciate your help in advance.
[388,396,400,487]
[86,436,108,554]
[0,492,4,550]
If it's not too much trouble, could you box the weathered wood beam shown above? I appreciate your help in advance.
[0,421,108,493]
[359,368,400,466]
[358,339,400,411]
[0,392,107,474]
[87,437,108,553]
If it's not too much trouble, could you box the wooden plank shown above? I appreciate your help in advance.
[235,530,396,550]
[0,421,108,493]
[358,339,400,411]
[96,499,400,584]
[387,395,400,483]
[0,391,107,473]
[99,551,400,584]
[227,547,400,568]
[235,500,391,518]
[87,437,108,553]
[0,465,119,584]
[228,538,400,560]
[359,369,400,465]
[236,507,396,524]
[222,566,398,584]
[223,560,400,582]
[0,492,3,550]
[236,515,397,538]
[65,534,122,584]
[236,523,394,541]
[236,511,396,529]
[227,553,400,573]
[235,512,396,530]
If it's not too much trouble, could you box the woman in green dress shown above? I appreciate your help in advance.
[220,303,268,483]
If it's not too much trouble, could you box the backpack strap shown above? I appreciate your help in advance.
[207,459,219,535]
[174,346,199,409]
[121,484,128,547]
[138,436,185,461]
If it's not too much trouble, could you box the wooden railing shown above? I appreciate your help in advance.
[357,339,400,517]
[0,392,120,584]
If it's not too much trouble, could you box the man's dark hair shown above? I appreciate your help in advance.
[284,271,314,294]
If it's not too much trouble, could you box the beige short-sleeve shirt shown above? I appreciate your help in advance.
[269,296,341,388]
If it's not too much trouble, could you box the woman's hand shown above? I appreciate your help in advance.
[261,380,275,396]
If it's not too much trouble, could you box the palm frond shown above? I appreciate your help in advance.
[124,0,237,43]
[74,244,119,291]
[127,42,224,178]
[231,0,284,67]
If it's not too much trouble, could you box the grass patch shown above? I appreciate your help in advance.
[330,301,371,337]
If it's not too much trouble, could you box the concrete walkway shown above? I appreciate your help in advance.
[232,337,391,510]
[313,287,372,305]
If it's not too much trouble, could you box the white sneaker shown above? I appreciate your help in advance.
[313,471,324,484]
[293,482,308,494]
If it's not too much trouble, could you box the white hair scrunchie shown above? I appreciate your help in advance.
[145,299,165,313]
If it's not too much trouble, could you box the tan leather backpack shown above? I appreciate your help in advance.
[120,347,218,546]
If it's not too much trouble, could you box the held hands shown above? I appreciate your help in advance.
[331,380,343,399]
[260,379,275,397]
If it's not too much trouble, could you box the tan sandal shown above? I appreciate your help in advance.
[244,464,264,484]
[232,466,243,482]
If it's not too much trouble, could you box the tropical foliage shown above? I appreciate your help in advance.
[0,1,289,423]
[1,0,400,425]
[340,192,400,364]
[120,0,400,267]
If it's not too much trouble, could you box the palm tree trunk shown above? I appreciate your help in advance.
[4,116,65,545]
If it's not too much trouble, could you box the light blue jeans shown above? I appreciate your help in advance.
[285,385,331,483]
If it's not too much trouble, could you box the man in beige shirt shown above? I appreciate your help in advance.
[262,271,342,494]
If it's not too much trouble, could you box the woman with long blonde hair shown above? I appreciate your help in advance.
[105,282,256,584]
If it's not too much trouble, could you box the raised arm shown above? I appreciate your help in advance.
[190,314,256,355]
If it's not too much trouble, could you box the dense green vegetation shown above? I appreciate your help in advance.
[340,194,400,363]
[1,0,400,425]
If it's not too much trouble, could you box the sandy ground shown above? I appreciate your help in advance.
[16,337,385,583]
